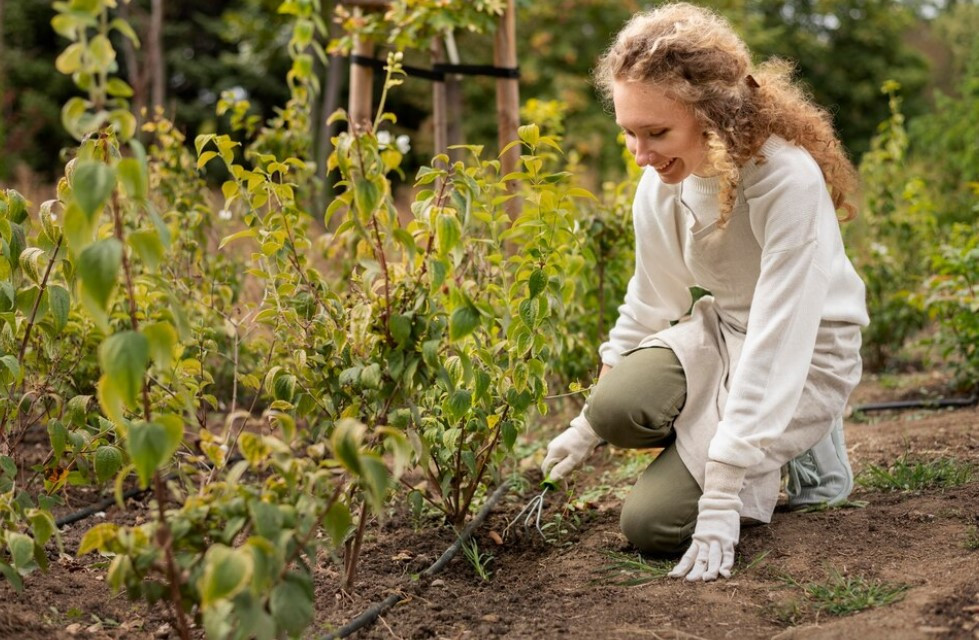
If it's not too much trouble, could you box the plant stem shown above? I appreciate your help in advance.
[344,500,370,590]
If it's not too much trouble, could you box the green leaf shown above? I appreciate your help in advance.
[105,78,134,98]
[63,202,95,256]
[528,269,547,298]
[110,18,140,45]
[198,544,253,608]
[88,34,115,68]
[436,213,462,256]
[218,228,256,250]
[331,419,365,476]
[353,179,381,218]
[48,420,68,458]
[0,455,15,478]
[269,573,314,635]
[238,432,270,468]
[128,229,164,271]
[249,501,283,540]
[77,522,118,556]
[47,285,70,333]
[272,374,296,402]
[389,314,412,346]
[0,355,21,385]
[94,446,124,484]
[126,420,182,489]
[7,533,34,571]
[449,304,480,341]
[18,248,46,284]
[323,502,352,547]
[117,157,146,200]
[98,331,149,410]
[141,321,177,370]
[72,162,117,220]
[0,560,23,591]
[55,43,84,75]
[78,238,121,329]
[445,389,472,422]
[517,123,540,147]
[27,509,56,546]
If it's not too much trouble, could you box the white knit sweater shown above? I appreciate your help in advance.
[599,135,869,478]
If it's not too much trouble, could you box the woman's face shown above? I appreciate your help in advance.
[612,79,710,183]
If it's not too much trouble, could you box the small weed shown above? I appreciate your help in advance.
[856,454,974,492]
[461,539,494,581]
[734,549,772,575]
[591,550,673,586]
[965,526,979,551]
[781,570,910,617]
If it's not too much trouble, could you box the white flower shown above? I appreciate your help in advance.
[396,134,411,154]
[376,130,392,146]
[218,208,233,221]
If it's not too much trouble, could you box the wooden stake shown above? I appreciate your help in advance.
[494,0,520,218]
[349,36,375,132]
[431,40,448,163]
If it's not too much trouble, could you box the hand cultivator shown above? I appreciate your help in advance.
[504,479,559,540]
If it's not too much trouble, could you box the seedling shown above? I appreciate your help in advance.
[461,539,494,581]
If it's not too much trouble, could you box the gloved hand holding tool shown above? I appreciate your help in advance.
[541,407,602,482]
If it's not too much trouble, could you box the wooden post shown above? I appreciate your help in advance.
[148,0,165,113]
[431,40,448,164]
[494,0,520,217]
[443,31,464,164]
[348,36,375,132]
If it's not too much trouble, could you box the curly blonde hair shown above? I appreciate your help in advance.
[594,2,858,224]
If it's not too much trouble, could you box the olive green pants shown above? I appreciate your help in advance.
[585,347,701,555]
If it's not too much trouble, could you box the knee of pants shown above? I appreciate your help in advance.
[619,493,696,556]
[586,381,674,448]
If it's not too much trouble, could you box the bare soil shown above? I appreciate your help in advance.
[2,375,978,640]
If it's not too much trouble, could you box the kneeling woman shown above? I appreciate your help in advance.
[542,3,868,582]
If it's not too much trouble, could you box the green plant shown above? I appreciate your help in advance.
[591,550,672,586]
[856,454,974,492]
[785,570,910,617]
[849,81,933,371]
[918,221,979,393]
[461,538,494,581]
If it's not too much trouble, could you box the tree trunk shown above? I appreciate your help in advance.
[118,1,146,124]
[148,0,165,113]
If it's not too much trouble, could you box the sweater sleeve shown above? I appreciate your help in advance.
[599,170,695,368]
[707,154,835,468]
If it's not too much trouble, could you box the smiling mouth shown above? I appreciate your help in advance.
[655,158,676,172]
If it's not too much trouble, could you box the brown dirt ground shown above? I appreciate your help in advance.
[1,375,978,640]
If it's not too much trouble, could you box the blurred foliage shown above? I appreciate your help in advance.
[0,0,947,185]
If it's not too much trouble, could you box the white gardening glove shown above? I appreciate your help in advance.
[669,460,746,582]
[541,408,601,482]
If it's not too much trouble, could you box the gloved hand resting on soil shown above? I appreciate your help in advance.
[669,460,746,582]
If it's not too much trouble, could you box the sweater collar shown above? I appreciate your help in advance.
[683,135,786,195]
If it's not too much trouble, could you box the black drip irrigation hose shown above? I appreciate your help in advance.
[853,395,978,413]
[321,479,513,640]
[55,456,246,529]
[56,485,152,528]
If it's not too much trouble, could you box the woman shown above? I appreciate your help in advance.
[541,3,869,582]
